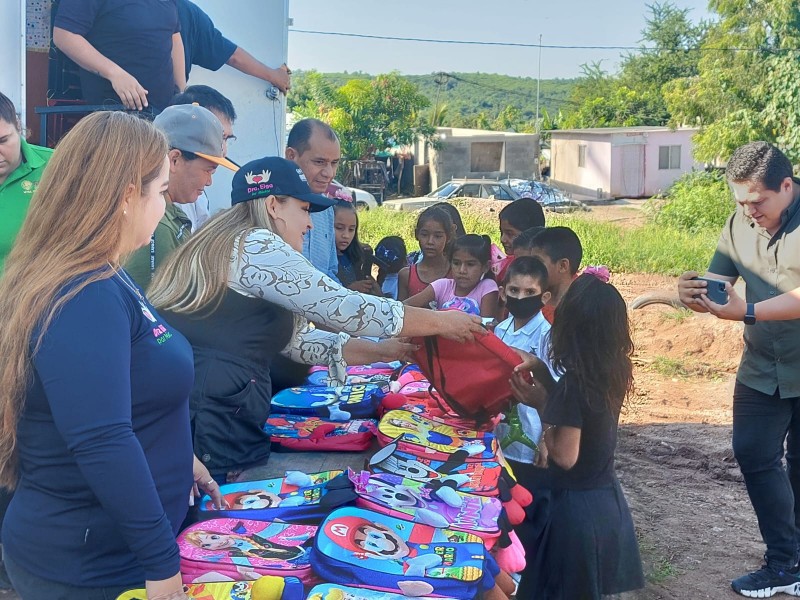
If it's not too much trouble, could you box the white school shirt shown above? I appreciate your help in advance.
[494,310,559,464]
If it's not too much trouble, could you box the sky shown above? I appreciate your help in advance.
[288,0,712,80]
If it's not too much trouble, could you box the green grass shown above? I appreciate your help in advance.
[658,307,695,324]
[650,356,692,378]
[358,205,718,276]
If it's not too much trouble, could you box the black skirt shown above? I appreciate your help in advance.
[517,477,644,599]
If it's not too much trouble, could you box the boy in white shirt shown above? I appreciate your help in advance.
[494,255,558,466]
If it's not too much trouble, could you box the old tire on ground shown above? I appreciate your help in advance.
[629,292,684,310]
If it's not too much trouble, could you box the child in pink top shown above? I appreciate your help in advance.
[404,234,499,317]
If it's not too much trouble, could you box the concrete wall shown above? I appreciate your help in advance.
[175,0,289,213]
[428,128,539,189]
[641,129,700,196]
[551,133,612,198]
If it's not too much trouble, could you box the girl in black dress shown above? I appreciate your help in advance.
[519,272,644,599]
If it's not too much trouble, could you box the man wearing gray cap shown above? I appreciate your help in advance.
[125,103,237,286]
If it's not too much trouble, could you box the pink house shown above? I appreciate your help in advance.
[550,126,701,199]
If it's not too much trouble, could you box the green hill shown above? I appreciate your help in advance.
[289,71,576,127]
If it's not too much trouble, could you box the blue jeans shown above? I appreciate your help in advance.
[3,550,139,600]
[733,381,800,568]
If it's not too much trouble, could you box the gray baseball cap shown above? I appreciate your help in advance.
[153,104,238,171]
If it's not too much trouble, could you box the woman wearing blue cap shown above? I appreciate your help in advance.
[147,156,485,482]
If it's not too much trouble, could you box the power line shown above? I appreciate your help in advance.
[289,28,788,53]
[441,72,579,107]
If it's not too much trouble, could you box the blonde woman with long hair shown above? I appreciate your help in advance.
[148,156,484,483]
[0,111,208,600]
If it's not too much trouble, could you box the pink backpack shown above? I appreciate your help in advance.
[178,518,316,585]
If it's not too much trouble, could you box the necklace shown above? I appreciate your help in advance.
[107,261,145,303]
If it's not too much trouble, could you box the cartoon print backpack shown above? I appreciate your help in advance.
[116,578,305,600]
[377,409,498,461]
[378,393,497,431]
[198,471,345,523]
[411,332,524,423]
[311,507,490,598]
[368,441,502,497]
[305,583,458,600]
[271,384,382,421]
[382,364,431,399]
[349,469,503,540]
[306,364,398,387]
[264,415,377,452]
[178,518,317,584]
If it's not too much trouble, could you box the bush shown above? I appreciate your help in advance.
[648,170,734,233]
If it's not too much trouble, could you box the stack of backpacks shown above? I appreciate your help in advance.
[118,334,531,600]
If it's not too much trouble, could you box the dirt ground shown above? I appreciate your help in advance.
[610,272,759,599]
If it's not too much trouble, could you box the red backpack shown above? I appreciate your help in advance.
[411,332,523,423]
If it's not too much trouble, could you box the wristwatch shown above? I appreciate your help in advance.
[744,302,756,325]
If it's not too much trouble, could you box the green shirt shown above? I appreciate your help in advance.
[125,202,192,288]
[708,192,800,398]
[0,138,54,274]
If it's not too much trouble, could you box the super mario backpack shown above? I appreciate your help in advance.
[306,363,399,387]
[311,507,498,598]
[264,415,377,452]
[198,471,346,523]
[367,440,503,497]
[305,583,458,600]
[377,409,499,461]
[116,579,304,600]
[271,384,382,420]
[178,518,317,585]
[349,469,503,541]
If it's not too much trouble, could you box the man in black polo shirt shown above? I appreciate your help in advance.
[53,0,185,112]
[679,142,800,597]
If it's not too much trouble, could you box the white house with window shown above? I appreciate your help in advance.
[549,126,700,199]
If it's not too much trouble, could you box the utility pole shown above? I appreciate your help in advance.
[535,34,542,132]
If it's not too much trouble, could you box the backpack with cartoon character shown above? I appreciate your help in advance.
[271,384,383,421]
[367,441,502,497]
[348,469,503,541]
[116,578,305,600]
[264,415,377,452]
[377,409,498,462]
[306,363,399,387]
[198,471,347,523]
[311,507,496,598]
[178,518,317,584]
[305,583,457,600]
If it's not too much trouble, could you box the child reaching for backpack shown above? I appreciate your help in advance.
[373,236,407,299]
[521,226,583,323]
[404,234,499,318]
[398,206,454,300]
[516,271,644,599]
[333,202,381,295]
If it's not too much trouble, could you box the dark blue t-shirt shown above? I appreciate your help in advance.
[177,0,237,80]
[54,0,180,111]
[2,273,194,586]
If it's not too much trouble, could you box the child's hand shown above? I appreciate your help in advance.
[509,371,548,410]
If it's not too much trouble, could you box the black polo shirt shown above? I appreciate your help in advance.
[55,0,180,111]
[177,0,237,80]
[708,188,800,398]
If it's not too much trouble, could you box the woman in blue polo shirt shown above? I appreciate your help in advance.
[0,111,214,599]
[0,92,53,275]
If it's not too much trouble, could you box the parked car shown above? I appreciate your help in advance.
[383,178,519,212]
[500,178,590,214]
[330,179,379,210]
